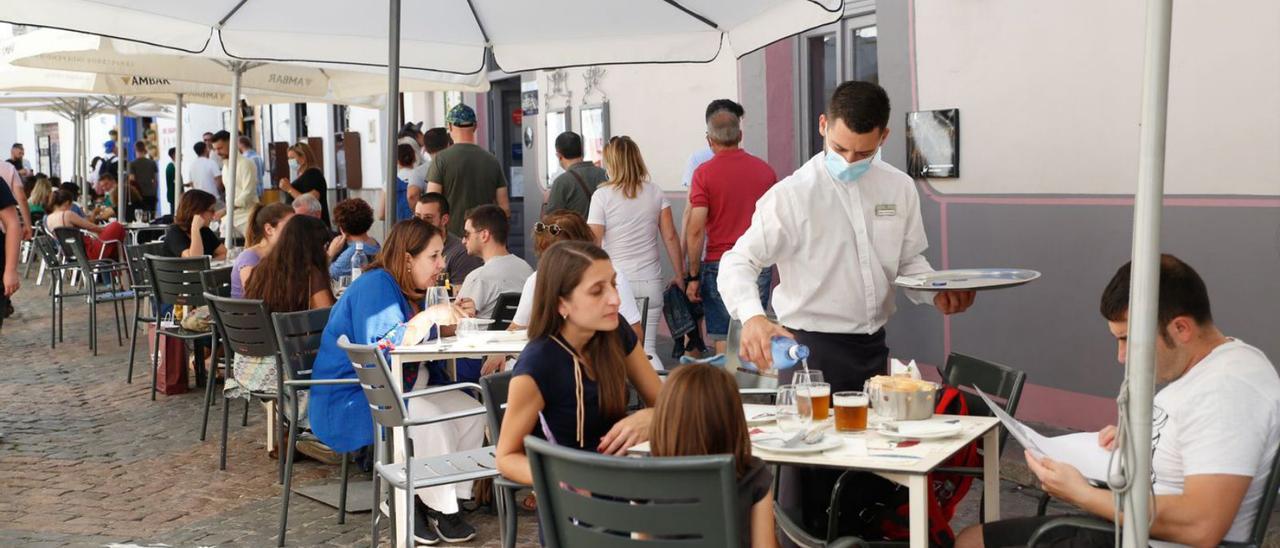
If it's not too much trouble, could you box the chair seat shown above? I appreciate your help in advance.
[375,446,500,490]
[495,476,525,490]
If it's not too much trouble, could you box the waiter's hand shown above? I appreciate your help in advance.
[740,315,793,370]
[933,290,976,315]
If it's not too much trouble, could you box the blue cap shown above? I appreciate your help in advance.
[445,103,476,127]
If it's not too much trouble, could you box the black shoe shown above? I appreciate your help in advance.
[413,504,440,545]
[430,509,477,543]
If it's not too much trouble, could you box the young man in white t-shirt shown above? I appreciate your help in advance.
[457,205,533,320]
[958,254,1280,548]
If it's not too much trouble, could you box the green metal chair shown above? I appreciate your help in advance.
[1029,441,1280,547]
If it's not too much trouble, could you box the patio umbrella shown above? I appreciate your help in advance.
[5,27,488,242]
[0,0,844,232]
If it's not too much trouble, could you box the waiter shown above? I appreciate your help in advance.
[719,80,976,535]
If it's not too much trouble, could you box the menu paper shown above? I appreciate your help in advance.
[973,386,1113,483]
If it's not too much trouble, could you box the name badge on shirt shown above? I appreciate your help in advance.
[874,204,897,217]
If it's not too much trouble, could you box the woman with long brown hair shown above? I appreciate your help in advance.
[164,189,226,259]
[587,136,685,370]
[230,202,293,298]
[43,189,126,260]
[310,218,482,543]
[278,142,330,227]
[650,364,777,548]
[496,240,663,486]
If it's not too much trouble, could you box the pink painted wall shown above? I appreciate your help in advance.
[764,39,797,175]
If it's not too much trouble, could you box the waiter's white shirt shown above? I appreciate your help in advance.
[719,153,934,335]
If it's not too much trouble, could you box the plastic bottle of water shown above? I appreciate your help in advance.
[350,242,366,281]
[741,337,811,371]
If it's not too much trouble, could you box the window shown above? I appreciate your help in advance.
[799,14,879,158]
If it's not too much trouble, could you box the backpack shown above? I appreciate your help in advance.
[822,386,980,547]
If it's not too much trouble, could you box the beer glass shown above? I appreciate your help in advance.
[834,391,870,432]
[797,382,831,422]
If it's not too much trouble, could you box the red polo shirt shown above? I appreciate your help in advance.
[689,148,778,261]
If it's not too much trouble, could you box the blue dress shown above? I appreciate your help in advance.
[394,177,413,223]
[310,268,421,453]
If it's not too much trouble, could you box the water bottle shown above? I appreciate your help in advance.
[740,337,810,371]
[350,242,366,281]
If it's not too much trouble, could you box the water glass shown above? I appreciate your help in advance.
[775,385,812,434]
[793,369,824,386]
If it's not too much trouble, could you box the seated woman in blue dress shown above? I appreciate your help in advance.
[496,240,664,486]
[309,218,484,543]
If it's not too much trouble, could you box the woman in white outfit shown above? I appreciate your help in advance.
[587,136,686,369]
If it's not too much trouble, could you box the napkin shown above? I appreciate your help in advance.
[889,358,922,379]
[895,420,962,437]
[894,274,926,287]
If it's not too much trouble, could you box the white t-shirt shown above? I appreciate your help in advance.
[587,181,671,282]
[190,156,222,197]
[512,269,642,328]
[458,253,533,320]
[1148,338,1279,548]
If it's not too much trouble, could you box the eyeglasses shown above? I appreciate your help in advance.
[533,222,563,236]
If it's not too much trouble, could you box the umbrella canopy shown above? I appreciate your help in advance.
[5,27,489,96]
[0,0,844,73]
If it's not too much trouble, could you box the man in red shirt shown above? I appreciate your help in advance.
[685,110,778,354]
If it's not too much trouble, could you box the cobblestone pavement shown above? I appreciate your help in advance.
[2,278,1275,547]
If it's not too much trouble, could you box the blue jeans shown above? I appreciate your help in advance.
[700,261,773,341]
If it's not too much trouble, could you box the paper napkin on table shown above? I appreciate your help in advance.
[889,358,922,379]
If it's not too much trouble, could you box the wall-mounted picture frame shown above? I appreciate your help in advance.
[906,108,960,178]
[544,107,571,188]
[580,102,610,165]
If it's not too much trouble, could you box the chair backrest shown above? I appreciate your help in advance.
[336,335,410,428]
[200,266,233,298]
[490,291,523,331]
[942,353,1027,456]
[479,371,513,438]
[1244,443,1280,545]
[32,233,63,268]
[525,435,741,547]
[635,296,649,338]
[272,307,332,383]
[145,254,212,308]
[52,227,93,272]
[204,293,278,358]
[124,242,166,291]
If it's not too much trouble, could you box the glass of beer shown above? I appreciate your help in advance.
[834,391,870,432]
[797,382,832,422]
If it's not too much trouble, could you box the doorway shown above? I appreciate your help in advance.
[487,77,526,258]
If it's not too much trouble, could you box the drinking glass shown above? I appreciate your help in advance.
[424,286,454,348]
[775,385,812,435]
[793,369,824,386]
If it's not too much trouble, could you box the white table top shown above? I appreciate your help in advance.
[389,334,528,361]
[632,409,999,476]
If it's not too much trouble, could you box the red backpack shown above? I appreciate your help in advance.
[877,386,981,546]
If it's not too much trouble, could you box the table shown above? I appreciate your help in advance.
[383,335,528,547]
[632,412,1002,548]
[123,223,165,246]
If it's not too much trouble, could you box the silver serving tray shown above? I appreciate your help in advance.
[893,268,1040,291]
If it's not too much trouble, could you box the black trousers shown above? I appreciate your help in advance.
[777,328,890,543]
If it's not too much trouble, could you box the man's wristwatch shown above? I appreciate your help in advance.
[685,274,699,284]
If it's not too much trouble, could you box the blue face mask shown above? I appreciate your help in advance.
[824,148,875,183]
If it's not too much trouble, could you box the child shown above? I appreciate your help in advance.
[649,364,779,548]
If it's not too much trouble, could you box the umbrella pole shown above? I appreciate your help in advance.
[175,93,184,218]
[1120,0,1173,546]
[384,0,402,239]
[116,95,127,224]
[226,65,243,248]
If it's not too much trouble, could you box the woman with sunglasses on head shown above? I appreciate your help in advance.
[309,218,483,544]
[480,209,645,376]
[587,136,685,370]
[495,241,663,486]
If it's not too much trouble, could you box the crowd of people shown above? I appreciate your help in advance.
[0,79,1274,548]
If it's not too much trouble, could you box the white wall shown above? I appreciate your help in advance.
[533,54,739,194]
[914,0,1280,196]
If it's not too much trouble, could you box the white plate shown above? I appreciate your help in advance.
[752,435,844,454]
[743,404,777,426]
[893,268,1040,291]
[876,421,964,440]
